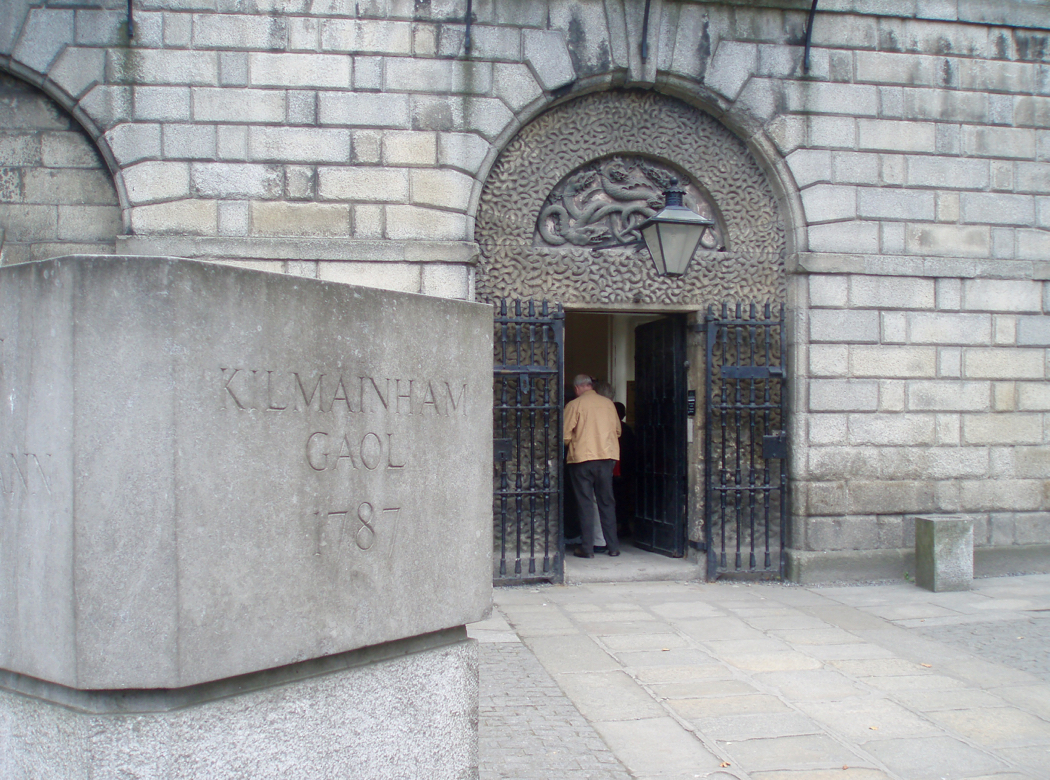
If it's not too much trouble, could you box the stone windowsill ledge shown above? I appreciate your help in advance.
[688,0,1050,30]
[792,252,1050,280]
[115,236,481,265]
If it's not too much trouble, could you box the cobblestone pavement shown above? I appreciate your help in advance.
[477,641,632,780]
[917,613,1050,682]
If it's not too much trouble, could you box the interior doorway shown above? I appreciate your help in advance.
[563,311,689,557]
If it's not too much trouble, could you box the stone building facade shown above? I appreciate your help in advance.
[2,0,1049,582]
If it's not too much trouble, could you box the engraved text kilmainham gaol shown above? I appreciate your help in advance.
[219,368,468,558]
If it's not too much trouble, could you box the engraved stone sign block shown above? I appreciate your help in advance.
[0,256,492,689]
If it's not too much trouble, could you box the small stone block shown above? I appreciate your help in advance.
[915,515,973,592]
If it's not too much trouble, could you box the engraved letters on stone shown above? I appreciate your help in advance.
[216,367,470,558]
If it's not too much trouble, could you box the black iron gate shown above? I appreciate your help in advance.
[493,299,565,584]
[703,303,788,579]
[633,316,688,557]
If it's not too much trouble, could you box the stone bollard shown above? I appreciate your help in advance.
[915,515,974,592]
[0,256,492,778]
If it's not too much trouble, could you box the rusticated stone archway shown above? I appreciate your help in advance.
[475,90,787,306]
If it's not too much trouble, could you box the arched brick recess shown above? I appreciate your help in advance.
[0,71,120,265]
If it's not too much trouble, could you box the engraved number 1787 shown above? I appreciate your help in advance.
[310,504,402,554]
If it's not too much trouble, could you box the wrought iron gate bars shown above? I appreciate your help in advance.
[493,299,564,584]
[703,302,788,579]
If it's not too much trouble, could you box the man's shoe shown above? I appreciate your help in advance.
[593,545,608,553]
[607,550,620,557]
[573,548,594,558]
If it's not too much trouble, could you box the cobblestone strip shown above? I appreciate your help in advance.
[478,641,632,780]
[917,614,1050,682]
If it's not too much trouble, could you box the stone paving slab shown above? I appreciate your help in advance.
[476,575,1050,779]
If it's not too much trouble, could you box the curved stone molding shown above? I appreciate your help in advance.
[476,90,787,306]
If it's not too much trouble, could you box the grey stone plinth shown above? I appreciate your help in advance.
[0,255,492,690]
[0,632,478,780]
[915,515,974,592]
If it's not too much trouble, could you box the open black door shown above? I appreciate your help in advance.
[633,316,688,557]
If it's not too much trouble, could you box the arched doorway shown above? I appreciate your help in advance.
[478,90,789,583]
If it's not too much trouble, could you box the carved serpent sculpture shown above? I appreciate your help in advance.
[537,160,665,247]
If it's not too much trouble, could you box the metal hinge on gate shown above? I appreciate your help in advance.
[762,431,788,460]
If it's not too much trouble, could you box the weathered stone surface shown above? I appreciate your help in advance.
[493,63,542,112]
[521,29,576,91]
[131,199,218,235]
[850,345,937,378]
[963,348,1046,379]
[847,413,936,446]
[248,53,350,88]
[915,515,973,592]
[163,124,217,160]
[249,127,351,164]
[382,130,437,166]
[809,309,880,344]
[906,224,991,258]
[1017,315,1050,345]
[12,8,73,74]
[809,380,880,412]
[133,86,191,122]
[907,380,990,412]
[123,160,191,204]
[0,255,492,689]
[802,184,857,223]
[321,18,414,54]
[317,167,409,202]
[0,636,478,780]
[857,118,936,152]
[962,413,1044,444]
[193,88,286,124]
[48,47,107,100]
[962,279,1043,313]
[908,312,991,345]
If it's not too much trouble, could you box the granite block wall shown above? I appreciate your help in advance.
[792,272,1050,578]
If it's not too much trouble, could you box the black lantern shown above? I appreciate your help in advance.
[640,183,715,277]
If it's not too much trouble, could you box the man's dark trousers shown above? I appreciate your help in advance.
[569,459,618,554]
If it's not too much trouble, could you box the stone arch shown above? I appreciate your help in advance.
[475,89,789,306]
[0,69,121,264]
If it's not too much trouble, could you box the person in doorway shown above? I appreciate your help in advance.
[563,374,621,558]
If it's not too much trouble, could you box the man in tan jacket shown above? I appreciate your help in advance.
[564,374,621,558]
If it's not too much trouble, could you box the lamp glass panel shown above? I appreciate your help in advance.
[641,222,666,275]
[656,222,704,276]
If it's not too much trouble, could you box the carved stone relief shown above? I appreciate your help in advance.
[476,91,787,306]
[534,156,724,251]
